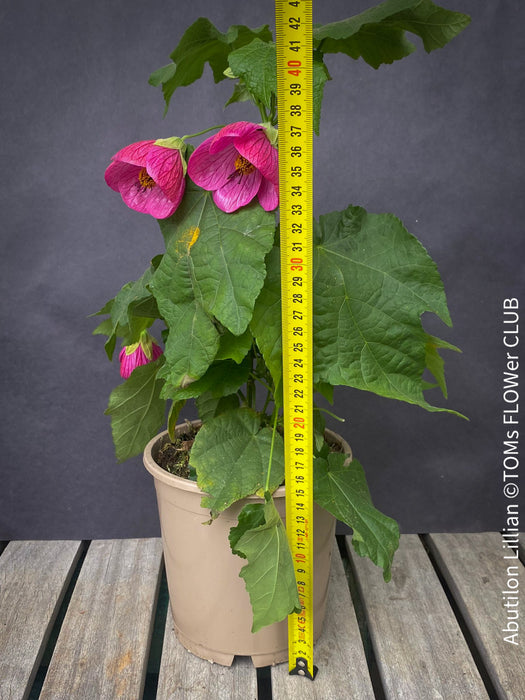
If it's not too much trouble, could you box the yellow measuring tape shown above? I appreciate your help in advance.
[275,0,316,680]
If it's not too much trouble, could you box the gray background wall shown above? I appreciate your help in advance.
[1,0,523,539]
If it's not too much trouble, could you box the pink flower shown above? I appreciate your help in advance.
[119,333,163,379]
[187,122,278,213]
[105,139,186,219]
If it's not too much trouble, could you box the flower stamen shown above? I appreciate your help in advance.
[234,155,255,176]
[138,168,156,189]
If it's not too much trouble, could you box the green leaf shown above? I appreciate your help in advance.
[313,404,327,454]
[229,502,266,557]
[150,19,273,111]
[190,409,285,518]
[313,205,460,414]
[313,54,331,135]
[167,399,186,440]
[162,357,251,401]
[314,452,399,581]
[225,78,253,108]
[313,0,470,69]
[252,207,461,415]
[228,39,276,111]
[148,62,177,87]
[250,246,283,391]
[227,40,328,134]
[315,382,334,405]
[152,182,275,396]
[389,0,471,53]
[215,328,253,363]
[425,333,461,399]
[195,392,240,423]
[105,359,166,462]
[159,182,276,336]
[149,233,220,390]
[92,314,118,361]
[233,496,301,632]
[92,261,160,360]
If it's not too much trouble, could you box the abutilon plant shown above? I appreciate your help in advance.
[94,1,471,632]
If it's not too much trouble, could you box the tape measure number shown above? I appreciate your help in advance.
[275,0,316,680]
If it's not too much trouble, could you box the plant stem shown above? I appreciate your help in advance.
[269,93,277,126]
[257,101,268,124]
[247,377,254,408]
[262,388,272,415]
[314,406,346,422]
[182,124,225,140]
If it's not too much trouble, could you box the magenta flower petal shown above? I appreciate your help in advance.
[147,146,185,210]
[150,342,163,361]
[208,121,259,154]
[105,160,141,192]
[110,140,156,167]
[119,345,145,379]
[118,176,179,218]
[257,178,279,212]
[187,121,279,213]
[187,137,238,190]
[213,169,262,213]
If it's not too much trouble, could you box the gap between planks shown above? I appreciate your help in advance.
[346,533,490,699]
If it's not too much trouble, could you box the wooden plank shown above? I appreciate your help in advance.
[348,534,489,699]
[39,538,163,700]
[271,546,375,699]
[0,540,83,700]
[428,532,525,700]
[157,607,258,699]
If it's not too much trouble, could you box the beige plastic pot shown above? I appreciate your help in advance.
[143,422,351,667]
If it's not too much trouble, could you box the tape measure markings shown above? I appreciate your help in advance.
[275,0,316,680]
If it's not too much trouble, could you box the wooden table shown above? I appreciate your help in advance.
[1,534,523,699]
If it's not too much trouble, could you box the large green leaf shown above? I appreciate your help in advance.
[228,39,276,111]
[314,0,470,69]
[149,235,220,390]
[105,359,166,462]
[232,496,301,632]
[151,184,275,390]
[159,183,276,336]
[250,246,283,390]
[162,357,251,401]
[253,207,460,413]
[227,39,329,134]
[313,205,460,413]
[314,452,399,581]
[190,409,284,518]
[149,19,273,111]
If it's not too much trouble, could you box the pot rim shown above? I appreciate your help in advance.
[143,421,351,496]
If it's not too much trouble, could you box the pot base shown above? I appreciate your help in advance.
[173,620,288,667]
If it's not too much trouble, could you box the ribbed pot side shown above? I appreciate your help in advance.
[143,422,350,667]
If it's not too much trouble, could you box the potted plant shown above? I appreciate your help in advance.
[93,0,470,667]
